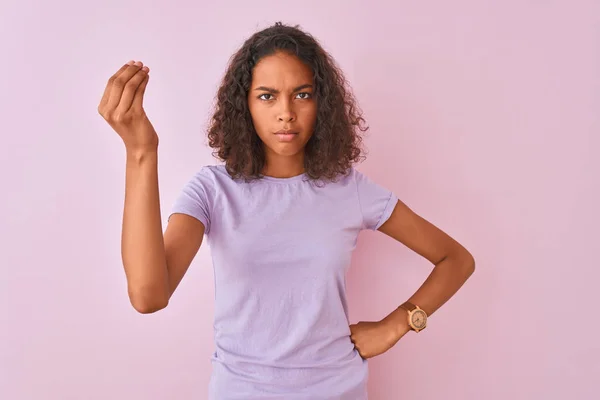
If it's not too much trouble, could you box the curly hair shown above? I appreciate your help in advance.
[207,22,368,183]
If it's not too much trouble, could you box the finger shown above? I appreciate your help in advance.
[130,70,150,112]
[106,62,144,110]
[115,69,148,114]
[99,62,133,109]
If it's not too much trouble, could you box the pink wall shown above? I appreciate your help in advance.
[2,1,598,399]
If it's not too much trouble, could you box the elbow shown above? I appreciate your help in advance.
[128,288,169,314]
[131,299,168,314]
[446,247,475,279]
[439,247,476,278]
[463,252,476,278]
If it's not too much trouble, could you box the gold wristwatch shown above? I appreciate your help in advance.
[399,301,428,332]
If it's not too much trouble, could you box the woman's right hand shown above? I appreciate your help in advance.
[98,60,158,153]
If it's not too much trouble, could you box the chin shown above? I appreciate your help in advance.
[262,136,309,157]
[270,145,304,157]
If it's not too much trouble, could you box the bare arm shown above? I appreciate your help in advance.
[99,60,204,313]
[378,199,475,332]
[164,213,205,300]
[121,150,169,312]
[350,199,475,359]
[121,150,205,313]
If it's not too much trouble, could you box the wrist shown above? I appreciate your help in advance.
[382,307,410,341]
[126,147,158,164]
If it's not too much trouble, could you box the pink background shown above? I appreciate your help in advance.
[1,1,598,399]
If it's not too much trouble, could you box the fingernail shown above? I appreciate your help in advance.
[127,60,135,65]
[134,61,142,67]
[142,66,150,72]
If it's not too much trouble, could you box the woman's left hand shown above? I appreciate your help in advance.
[349,315,410,359]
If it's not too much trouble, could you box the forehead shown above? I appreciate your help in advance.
[251,52,313,86]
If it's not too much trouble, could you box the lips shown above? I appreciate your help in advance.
[275,129,299,135]
[274,130,299,142]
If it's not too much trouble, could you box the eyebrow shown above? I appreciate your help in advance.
[253,84,313,93]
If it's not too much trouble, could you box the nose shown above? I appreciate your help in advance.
[277,101,296,123]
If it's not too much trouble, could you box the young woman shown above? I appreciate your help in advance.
[98,22,475,400]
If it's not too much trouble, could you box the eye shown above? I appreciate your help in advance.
[296,92,312,99]
[258,93,274,101]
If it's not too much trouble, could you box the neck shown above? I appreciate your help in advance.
[262,153,305,179]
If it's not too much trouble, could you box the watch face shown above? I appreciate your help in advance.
[411,310,427,330]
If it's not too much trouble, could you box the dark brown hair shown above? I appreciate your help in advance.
[207,22,368,182]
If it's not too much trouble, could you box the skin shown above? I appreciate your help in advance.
[247,51,317,178]
[349,201,475,359]
[98,57,475,361]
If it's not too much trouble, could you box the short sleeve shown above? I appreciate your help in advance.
[169,167,215,235]
[354,168,399,231]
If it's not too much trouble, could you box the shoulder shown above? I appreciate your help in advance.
[349,166,392,193]
[193,164,225,178]
[340,166,378,193]
[175,164,225,200]
[185,164,256,198]
[186,164,230,185]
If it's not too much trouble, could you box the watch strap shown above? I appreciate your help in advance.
[400,301,417,313]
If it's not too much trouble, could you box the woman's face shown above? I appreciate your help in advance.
[248,51,317,161]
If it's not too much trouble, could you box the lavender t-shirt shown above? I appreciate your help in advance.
[169,164,398,399]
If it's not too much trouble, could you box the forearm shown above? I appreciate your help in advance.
[121,149,169,313]
[385,249,475,331]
